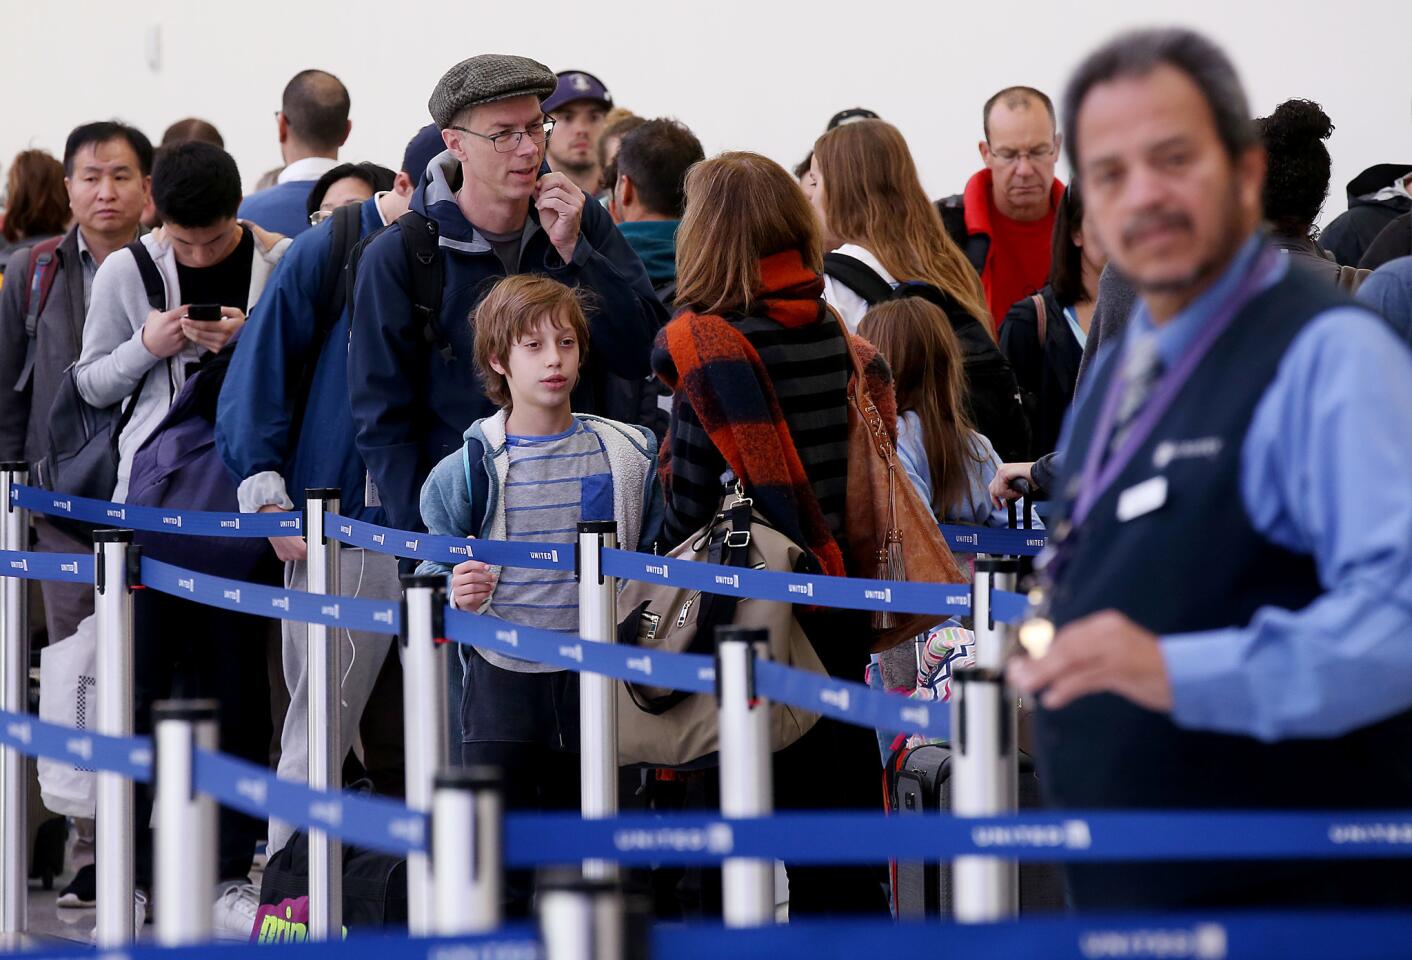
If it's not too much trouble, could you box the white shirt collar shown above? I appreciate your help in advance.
[277,156,339,185]
[373,192,394,227]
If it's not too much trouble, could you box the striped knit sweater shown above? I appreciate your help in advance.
[652,252,851,563]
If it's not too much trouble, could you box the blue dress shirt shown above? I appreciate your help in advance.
[1065,234,1412,742]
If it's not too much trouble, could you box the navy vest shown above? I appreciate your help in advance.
[1038,256,1412,907]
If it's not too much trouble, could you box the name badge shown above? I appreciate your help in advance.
[1116,475,1168,523]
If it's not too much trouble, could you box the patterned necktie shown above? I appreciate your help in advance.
[1106,333,1164,459]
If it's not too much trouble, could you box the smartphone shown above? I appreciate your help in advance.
[186,303,222,322]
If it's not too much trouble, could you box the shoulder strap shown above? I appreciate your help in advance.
[22,236,64,323]
[287,206,369,440]
[937,202,988,274]
[395,211,452,361]
[823,252,892,306]
[125,241,167,311]
[653,276,677,311]
[14,237,65,392]
[1031,294,1047,344]
[317,202,363,338]
[461,438,489,540]
[625,497,753,715]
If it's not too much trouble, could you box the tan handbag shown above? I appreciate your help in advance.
[841,326,967,653]
[614,489,823,768]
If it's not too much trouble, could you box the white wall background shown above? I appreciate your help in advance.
[4,0,1407,228]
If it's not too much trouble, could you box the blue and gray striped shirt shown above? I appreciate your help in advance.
[486,421,613,673]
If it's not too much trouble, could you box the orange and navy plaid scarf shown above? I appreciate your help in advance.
[655,250,859,577]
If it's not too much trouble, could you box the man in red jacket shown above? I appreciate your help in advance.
[939,86,1067,332]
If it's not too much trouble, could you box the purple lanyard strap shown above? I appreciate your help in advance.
[1070,246,1282,527]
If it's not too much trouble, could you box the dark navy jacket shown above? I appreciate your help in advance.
[348,152,665,533]
[217,196,385,522]
[1040,259,1412,909]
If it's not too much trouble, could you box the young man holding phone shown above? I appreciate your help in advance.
[77,140,291,502]
[73,139,291,935]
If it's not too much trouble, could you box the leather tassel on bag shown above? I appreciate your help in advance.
[873,470,906,629]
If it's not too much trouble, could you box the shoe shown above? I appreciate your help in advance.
[212,880,261,942]
[85,889,147,942]
[56,863,95,908]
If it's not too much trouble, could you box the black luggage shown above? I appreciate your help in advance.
[886,742,1066,917]
[259,829,408,931]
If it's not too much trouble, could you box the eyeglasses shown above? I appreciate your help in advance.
[449,119,556,153]
[990,143,1057,166]
[308,199,360,226]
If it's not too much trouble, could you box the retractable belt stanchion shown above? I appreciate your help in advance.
[972,556,1020,809]
[538,871,628,960]
[93,528,137,946]
[153,700,217,946]
[716,626,774,927]
[0,463,28,935]
[400,574,448,936]
[303,489,342,939]
[432,766,503,935]
[576,521,618,881]
[951,561,1019,922]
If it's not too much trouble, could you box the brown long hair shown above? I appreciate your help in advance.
[3,150,69,244]
[675,151,823,315]
[858,299,983,515]
[814,120,990,335]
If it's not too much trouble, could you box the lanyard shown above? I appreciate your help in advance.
[1064,305,1088,350]
[1069,246,1281,527]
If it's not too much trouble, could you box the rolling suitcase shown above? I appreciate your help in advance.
[886,742,1066,917]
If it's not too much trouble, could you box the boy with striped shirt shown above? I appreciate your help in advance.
[417,275,662,828]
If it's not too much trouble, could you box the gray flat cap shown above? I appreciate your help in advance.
[428,55,558,128]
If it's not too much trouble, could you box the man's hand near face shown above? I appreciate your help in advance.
[535,172,584,264]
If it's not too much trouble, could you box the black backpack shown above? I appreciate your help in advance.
[258,828,407,933]
[344,210,671,439]
[344,208,454,361]
[38,241,164,521]
[824,256,1032,463]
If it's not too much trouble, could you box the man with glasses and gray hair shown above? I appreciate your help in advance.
[347,55,664,706]
[939,86,1066,331]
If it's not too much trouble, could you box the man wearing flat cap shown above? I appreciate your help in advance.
[349,52,665,557]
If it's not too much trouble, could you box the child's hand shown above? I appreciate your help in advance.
[450,556,497,611]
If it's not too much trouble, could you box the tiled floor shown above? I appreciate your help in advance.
[16,851,265,946]
[12,866,143,947]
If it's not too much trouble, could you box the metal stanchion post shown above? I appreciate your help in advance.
[971,558,1017,670]
[575,521,618,880]
[303,489,342,940]
[716,626,774,927]
[950,666,1018,922]
[973,558,1021,832]
[538,871,626,960]
[153,700,217,946]
[93,529,137,946]
[432,766,502,935]
[0,462,28,935]
[401,574,448,936]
